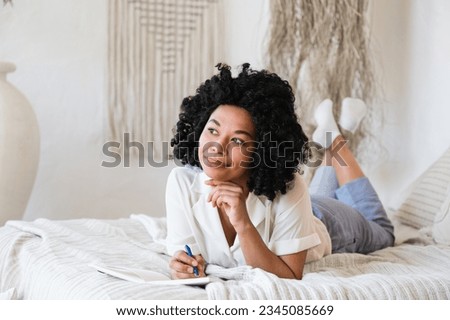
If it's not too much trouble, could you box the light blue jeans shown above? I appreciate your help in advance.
[309,166,395,254]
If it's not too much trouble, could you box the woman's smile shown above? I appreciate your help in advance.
[203,154,227,167]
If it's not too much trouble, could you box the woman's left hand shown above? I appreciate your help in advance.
[205,179,251,230]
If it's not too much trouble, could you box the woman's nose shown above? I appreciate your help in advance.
[209,140,224,154]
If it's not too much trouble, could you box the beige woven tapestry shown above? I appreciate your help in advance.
[107,0,224,160]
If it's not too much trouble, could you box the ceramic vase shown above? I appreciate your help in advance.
[0,62,40,225]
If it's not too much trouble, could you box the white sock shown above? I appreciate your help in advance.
[338,97,367,133]
[312,99,341,149]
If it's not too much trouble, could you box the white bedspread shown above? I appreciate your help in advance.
[0,216,207,299]
[1,215,449,300]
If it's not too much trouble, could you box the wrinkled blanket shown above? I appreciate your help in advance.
[1,215,449,300]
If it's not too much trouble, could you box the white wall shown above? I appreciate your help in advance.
[0,0,449,221]
[1,0,168,221]
[369,0,450,208]
[0,0,269,221]
[221,0,269,70]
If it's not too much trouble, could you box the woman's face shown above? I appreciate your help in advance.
[198,104,256,186]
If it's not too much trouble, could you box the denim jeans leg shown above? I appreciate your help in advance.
[309,166,339,199]
[335,178,394,232]
[335,177,395,249]
[311,195,360,253]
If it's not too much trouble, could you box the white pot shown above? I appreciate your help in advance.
[0,62,40,225]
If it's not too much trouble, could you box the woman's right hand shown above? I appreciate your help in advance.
[169,250,206,279]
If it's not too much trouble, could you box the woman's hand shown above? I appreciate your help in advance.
[205,179,251,231]
[169,250,206,279]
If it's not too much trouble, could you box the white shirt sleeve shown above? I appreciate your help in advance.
[267,174,322,256]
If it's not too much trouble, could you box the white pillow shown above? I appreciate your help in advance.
[395,147,450,229]
[432,186,450,245]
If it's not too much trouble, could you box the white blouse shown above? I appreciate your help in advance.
[165,166,331,268]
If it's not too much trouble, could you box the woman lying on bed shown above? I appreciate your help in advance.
[166,63,394,280]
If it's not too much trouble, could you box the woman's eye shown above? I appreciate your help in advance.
[231,138,244,146]
[208,128,218,135]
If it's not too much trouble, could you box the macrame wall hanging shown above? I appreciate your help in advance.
[107,0,224,160]
[267,0,382,165]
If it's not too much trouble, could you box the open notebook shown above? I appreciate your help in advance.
[90,264,210,286]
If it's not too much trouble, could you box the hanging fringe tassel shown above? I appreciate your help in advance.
[267,0,383,166]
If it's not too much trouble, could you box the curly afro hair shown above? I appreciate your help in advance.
[171,63,310,201]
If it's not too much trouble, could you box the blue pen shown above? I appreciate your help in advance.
[184,244,199,277]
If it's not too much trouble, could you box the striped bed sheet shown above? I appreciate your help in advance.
[1,214,449,300]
